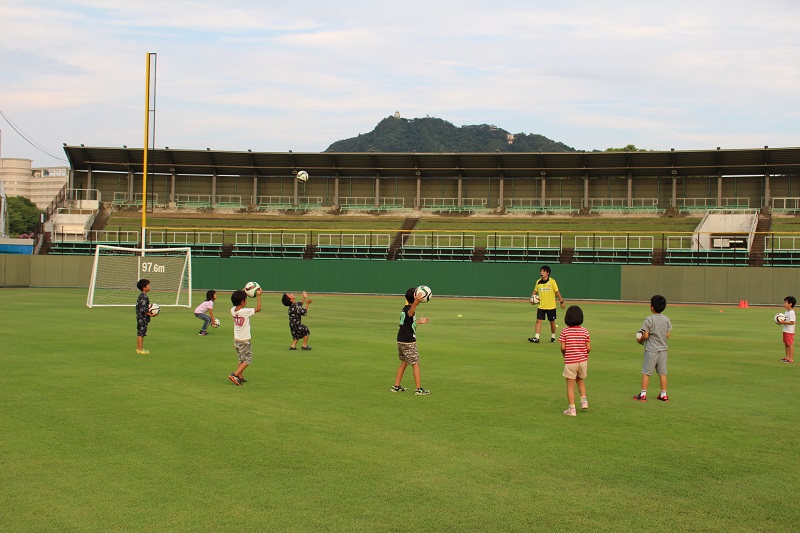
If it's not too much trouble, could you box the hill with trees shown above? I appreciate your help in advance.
[326,115,577,153]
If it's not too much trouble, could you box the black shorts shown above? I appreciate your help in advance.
[537,308,557,322]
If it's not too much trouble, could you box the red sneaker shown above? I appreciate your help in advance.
[632,394,647,402]
[657,394,669,401]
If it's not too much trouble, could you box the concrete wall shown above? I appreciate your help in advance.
[620,265,800,305]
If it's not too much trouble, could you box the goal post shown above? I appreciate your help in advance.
[87,245,192,308]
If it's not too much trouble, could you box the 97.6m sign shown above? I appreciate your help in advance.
[141,262,166,273]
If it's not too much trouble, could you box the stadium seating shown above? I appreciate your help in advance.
[664,250,749,266]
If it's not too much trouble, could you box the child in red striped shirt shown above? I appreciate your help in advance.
[558,305,591,416]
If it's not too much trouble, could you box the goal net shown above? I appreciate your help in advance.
[86,245,192,308]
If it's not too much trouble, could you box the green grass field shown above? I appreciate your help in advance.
[2,289,799,531]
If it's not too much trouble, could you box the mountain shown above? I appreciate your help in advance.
[325,116,577,153]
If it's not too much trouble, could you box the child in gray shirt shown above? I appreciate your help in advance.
[633,295,672,402]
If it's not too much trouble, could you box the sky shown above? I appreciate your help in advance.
[1,0,799,167]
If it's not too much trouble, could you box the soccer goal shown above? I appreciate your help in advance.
[86,245,192,308]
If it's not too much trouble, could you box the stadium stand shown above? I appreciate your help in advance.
[315,233,392,260]
[573,235,654,264]
[398,233,476,261]
[483,234,561,263]
[231,232,307,258]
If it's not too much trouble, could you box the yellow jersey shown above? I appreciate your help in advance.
[534,277,560,310]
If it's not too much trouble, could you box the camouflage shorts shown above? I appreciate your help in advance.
[290,324,310,340]
[397,342,419,365]
[137,315,149,337]
[234,340,253,365]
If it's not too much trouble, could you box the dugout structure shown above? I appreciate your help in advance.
[86,245,192,308]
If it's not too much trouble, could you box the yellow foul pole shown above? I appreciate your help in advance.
[141,53,153,250]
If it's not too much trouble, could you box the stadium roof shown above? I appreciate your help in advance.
[64,145,800,179]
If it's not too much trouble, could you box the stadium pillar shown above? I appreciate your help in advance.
[334,175,339,208]
[251,171,258,207]
[717,173,723,207]
[541,176,546,207]
[498,174,505,213]
[672,176,677,207]
[374,174,380,208]
[211,171,217,206]
[764,173,771,208]
[127,171,134,203]
[584,174,589,208]
[457,173,463,207]
[416,176,421,209]
[627,172,632,207]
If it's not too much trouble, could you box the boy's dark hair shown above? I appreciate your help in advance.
[785,296,797,308]
[205,290,216,301]
[282,293,292,306]
[231,290,247,306]
[651,294,667,313]
[405,287,417,303]
[137,279,150,291]
[564,305,584,327]
[540,265,551,274]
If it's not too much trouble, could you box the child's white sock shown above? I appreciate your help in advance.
[660,390,667,397]
[641,390,647,396]
[534,334,540,339]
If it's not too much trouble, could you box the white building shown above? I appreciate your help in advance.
[0,158,69,208]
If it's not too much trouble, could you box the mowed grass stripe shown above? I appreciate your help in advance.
[1,289,799,531]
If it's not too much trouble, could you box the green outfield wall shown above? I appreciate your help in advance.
[191,258,621,300]
[2,255,798,305]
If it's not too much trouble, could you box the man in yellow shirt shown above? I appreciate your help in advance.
[529,265,565,343]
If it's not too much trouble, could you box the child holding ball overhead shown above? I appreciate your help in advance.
[559,305,591,416]
[228,286,262,386]
[391,287,430,396]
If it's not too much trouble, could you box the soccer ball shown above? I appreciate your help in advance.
[775,312,786,325]
[244,281,261,298]
[148,303,160,316]
[296,170,309,182]
[636,329,645,341]
[213,318,221,328]
[416,285,432,303]
[531,294,540,304]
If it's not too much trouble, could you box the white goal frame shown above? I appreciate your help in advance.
[86,245,192,308]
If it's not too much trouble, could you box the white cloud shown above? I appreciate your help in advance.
[1,0,799,165]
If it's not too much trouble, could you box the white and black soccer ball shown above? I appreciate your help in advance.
[148,303,161,316]
[775,312,786,325]
[244,281,261,298]
[296,170,309,182]
[636,329,645,341]
[213,318,221,328]
[531,294,540,305]
[415,285,432,303]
